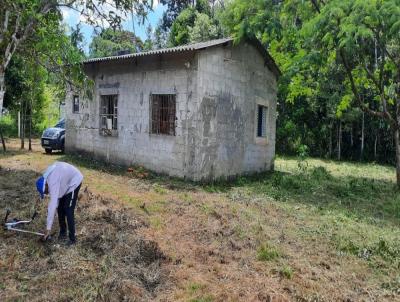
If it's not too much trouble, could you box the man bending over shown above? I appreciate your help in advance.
[36,162,83,245]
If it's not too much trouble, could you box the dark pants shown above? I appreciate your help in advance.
[58,184,81,242]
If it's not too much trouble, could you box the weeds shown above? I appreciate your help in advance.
[190,297,213,302]
[280,265,294,279]
[257,243,281,261]
[188,282,205,294]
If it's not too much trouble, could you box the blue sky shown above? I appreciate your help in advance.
[61,2,166,53]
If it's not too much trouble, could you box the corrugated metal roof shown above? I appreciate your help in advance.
[84,37,233,64]
[83,37,281,78]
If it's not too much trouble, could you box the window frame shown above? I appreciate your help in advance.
[72,95,80,114]
[255,103,269,144]
[99,94,118,136]
[150,94,177,136]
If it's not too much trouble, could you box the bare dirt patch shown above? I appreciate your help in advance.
[0,168,169,302]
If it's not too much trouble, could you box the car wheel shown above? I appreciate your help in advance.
[61,140,65,154]
[45,148,52,154]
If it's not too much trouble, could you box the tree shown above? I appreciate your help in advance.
[168,0,222,46]
[0,0,151,150]
[219,0,397,167]
[308,0,400,185]
[89,28,144,58]
[143,24,154,51]
[169,7,197,46]
[159,0,195,31]
[189,12,219,43]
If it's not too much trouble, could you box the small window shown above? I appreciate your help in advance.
[150,94,176,136]
[257,105,268,138]
[73,95,79,113]
[100,95,118,133]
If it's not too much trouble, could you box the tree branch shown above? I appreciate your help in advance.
[0,10,10,44]
[339,48,396,127]
[310,0,321,13]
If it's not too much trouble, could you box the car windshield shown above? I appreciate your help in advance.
[54,119,65,129]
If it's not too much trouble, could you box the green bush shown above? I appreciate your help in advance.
[0,114,18,137]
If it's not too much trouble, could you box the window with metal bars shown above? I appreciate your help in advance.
[73,95,79,113]
[257,105,268,138]
[150,94,176,136]
[100,95,118,131]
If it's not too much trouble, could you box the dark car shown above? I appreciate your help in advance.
[41,119,65,154]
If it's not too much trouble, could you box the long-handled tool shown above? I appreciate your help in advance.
[4,209,45,237]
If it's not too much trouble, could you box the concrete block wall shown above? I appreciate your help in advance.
[190,42,277,181]
[66,52,198,178]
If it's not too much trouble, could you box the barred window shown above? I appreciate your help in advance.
[151,94,176,136]
[100,95,118,131]
[73,95,79,113]
[257,105,268,138]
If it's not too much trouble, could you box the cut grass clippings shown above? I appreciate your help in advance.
[1,140,400,301]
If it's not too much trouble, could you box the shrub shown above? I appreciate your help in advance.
[0,114,18,137]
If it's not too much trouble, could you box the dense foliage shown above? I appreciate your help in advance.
[89,28,145,58]
[216,0,400,168]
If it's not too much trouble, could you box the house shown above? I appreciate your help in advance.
[65,37,280,181]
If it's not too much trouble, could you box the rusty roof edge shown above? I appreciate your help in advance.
[83,37,233,64]
[83,37,281,79]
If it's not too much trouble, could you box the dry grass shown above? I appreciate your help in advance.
[0,139,399,301]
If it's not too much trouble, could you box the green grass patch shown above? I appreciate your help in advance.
[190,297,213,302]
[279,265,294,279]
[257,243,281,261]
[187,282,206,294]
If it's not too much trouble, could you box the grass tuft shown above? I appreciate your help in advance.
[257,243,281,261]
[280,265,294,279]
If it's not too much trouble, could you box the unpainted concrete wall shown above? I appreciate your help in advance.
[189,42,277,180]
[66,52,198,178]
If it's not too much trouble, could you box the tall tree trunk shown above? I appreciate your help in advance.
[337,121,342,161]
[0,69,5,115]
[28,113,32,151]
[20,101,25,149]
[0,126,6,152]
[329,123,333,158]
[374,132,378,160]
[0,69,6,152]
[28,95,33,151]
[394,129,400,188]
[350,125,353,147]
[361,111,365,160]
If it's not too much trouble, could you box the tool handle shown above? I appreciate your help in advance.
[31,211,38,221]
[4,209,10,224]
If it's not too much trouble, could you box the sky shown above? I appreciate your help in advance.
[61,1,166,54]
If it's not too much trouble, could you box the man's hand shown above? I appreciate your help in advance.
[42,230,51,241]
